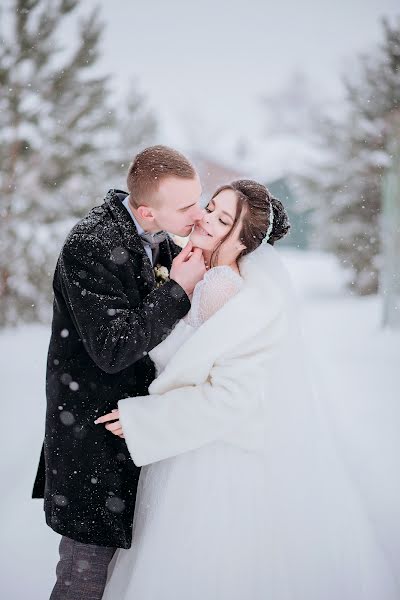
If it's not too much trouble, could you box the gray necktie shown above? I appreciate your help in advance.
[139,230,168,264]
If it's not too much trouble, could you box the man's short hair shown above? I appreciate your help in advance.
[127,145,196,208]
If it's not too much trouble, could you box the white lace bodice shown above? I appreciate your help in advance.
[184,266,244,329]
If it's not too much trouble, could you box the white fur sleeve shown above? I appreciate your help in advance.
[148,319,194,377]
[118,297,286,466]
[118,355,265,466]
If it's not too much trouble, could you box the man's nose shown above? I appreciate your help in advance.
[193,206,205,221]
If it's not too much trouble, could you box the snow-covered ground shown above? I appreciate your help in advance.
[0,249,398,599]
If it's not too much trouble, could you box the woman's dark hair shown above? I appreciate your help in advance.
[208,179,290,267]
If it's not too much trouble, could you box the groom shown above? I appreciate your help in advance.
[32,145,206,599]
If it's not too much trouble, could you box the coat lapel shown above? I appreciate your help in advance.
[104,189,145,255]
[103,189,154,286]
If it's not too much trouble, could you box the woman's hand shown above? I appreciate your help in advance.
[94,409,124,437]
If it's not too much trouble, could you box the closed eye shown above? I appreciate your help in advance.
[180,202,197,212]
[205,206,229,226]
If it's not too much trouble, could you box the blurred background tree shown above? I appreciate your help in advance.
[104,79,158,189]
[1,1,398,329]
[0,0,157,326]
[302,17,400,295]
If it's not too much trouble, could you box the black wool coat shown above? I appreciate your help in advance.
[32,189,191,548]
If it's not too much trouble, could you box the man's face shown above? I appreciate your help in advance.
[147,174,204,237]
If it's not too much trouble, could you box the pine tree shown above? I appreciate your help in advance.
[104,80,158,189]
[0,0,115,325]
[302,17,400,295]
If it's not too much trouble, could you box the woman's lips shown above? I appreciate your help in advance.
[194,224,212,237]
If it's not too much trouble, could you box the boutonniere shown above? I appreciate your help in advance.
[153,264,170,288]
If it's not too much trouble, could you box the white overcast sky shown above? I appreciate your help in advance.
[76,0,400,144]
[83,0,400,128]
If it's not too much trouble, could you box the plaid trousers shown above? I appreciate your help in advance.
[49,536,116,600]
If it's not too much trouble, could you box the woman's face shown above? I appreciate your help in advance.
[189,189,246,264]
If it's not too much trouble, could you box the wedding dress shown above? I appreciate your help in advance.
[103,250,399,600]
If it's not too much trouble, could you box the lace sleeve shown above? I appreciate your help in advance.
[186,266,243,328]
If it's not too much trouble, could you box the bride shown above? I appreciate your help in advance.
[96,180,398,599]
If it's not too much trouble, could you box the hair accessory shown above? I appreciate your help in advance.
[262,201,274,244]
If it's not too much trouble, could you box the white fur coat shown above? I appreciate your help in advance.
[118,244,288,466]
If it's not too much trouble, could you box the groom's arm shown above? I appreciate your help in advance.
[58,233,191,374]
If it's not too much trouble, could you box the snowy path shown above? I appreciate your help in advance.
[0,251,398,598]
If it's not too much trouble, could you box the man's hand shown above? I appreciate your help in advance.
[170,241,206,297]
[94,409,124,437]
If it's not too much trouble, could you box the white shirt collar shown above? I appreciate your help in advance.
[122,196,145,236]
